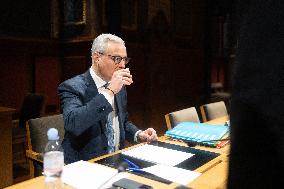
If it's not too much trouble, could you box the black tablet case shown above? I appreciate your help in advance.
[96,141,220,184]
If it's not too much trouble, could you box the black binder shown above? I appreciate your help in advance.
[96,141,220,184]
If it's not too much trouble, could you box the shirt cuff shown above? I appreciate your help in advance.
[134,130,142,143]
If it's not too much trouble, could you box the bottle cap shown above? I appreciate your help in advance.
[47,128,59,140]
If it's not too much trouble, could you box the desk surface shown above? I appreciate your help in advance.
[5,116,229,189]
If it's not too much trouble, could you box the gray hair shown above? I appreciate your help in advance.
[91,33,125,55]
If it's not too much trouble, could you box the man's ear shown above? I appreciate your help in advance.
[92,52,100,63]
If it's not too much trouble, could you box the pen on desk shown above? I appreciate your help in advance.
[123,158,172,184]
[123,158,147,173]
[123,158,139,169]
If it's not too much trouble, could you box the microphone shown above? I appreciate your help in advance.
[98,162,128,189]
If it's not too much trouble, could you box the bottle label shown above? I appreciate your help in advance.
[44,151,64,176]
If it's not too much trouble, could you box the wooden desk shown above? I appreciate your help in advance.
[156,116,230,189]
[0,107,15,188]
[5,116,229,189]
[188,116,229,189]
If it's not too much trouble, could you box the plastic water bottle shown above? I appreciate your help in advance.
[43,128,64,189]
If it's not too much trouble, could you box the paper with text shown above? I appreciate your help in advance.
[61,160,130,189]
[122,144,194,166]
[142,164,201,185]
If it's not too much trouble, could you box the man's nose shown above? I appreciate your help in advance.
[118,60,126,68]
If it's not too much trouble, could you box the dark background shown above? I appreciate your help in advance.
[0,0,237,135]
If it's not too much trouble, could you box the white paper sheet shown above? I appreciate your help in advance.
[61,160,130,189]
[122,144,194,166]
[142,164,201,185]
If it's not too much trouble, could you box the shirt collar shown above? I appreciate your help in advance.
[89,67,108,89]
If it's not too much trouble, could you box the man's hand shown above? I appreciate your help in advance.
[107,68,133,94]
[138,128,158,143]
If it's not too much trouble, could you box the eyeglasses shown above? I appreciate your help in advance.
[98,52,131,65]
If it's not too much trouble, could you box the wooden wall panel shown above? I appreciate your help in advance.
[125,44,205,135]
[126,43,148,106]
[35,56,61,109]
[0,38,60,114]
[0,55,32,112]
[62,56,87,81]
[211,57,225,84]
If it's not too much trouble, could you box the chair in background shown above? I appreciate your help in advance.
[12,93,46,174]
[210,82,231,105]
[165,107,200,130]
[26,114,64,178]
[200,101,228,122]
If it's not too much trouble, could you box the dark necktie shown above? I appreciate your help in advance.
[103,82,115,153]
[106,112,115,153]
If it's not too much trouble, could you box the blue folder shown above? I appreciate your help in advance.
[165,122,229,146]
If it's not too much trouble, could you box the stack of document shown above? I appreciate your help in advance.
[165,122,229,147]
[122,144,201,185]
[122,144,193,166]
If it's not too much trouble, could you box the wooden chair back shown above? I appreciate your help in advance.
[165,107,200,130]
[200,101,228,122]
[26,114,64,178]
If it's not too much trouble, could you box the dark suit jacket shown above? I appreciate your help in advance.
[232,0,284,120]
[229,0,284,188]
[58,70,139,164]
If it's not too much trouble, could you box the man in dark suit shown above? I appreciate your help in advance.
[228,0,284,188]
[58,34,158,164]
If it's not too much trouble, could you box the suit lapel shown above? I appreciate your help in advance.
[115,92,122,114]
[83,70,98,102]
[83,70,108,132]
[115,90,125,145]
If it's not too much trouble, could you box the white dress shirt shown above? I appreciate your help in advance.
[90,68,142,152]
[90,68,121,151]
